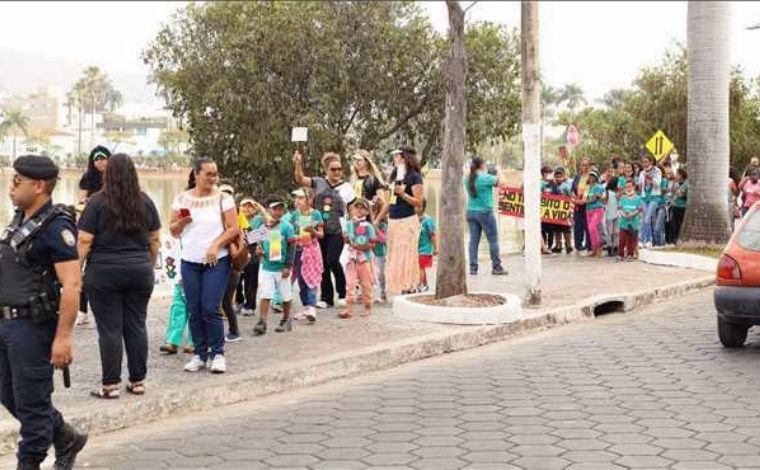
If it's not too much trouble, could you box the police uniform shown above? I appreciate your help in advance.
[0,156,87,470]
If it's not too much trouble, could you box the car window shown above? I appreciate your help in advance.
[738,209,760,251]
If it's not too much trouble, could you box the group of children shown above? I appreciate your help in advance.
[540,155,690,262]
[160,186,438,352]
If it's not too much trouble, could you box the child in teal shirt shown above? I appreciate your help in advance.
[584,170,606,257]
[418,200,438,292]
[341,198,376,318]
[371,202,388,303]
[617,179,644,261]
[252,196,297,335]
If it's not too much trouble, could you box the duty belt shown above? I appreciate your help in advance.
[0,306,38,321]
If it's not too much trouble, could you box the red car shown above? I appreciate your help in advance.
[714,203,760,347]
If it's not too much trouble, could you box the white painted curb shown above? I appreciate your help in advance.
[392,292,523,325]
[638,249,718,273]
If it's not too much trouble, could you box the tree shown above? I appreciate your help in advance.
[435,0,468,300]
[0,108,30,160]
[144,1,522,198]
[158,128,190,156]
[104,130,136,153]
[680,1,732,245]
[69,66,123,152]
[560,83,586,115]
[522,0,541,306]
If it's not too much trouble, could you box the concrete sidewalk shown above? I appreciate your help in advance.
[0,254,714,454]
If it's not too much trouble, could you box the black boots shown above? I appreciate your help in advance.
[53,422,88,470]
[17,460,40,470]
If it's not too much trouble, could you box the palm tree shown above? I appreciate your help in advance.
[680,1,732,245]
[69,66,123,152]
[0,109,30,160]
[541,84,562,123]
[561,83,586,114]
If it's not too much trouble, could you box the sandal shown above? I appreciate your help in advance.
[90,385,120,400]
[338,311,352,319]
[159,343,178,354]
[126,381,146,396]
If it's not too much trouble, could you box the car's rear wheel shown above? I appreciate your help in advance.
[718,317,749,348]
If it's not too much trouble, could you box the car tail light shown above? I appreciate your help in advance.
[717,254,741,283]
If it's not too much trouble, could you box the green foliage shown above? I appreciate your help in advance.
[143,1,521,198]
[68,66,123,114]
[555,46,760,171]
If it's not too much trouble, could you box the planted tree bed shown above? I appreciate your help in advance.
[409,293,506,308]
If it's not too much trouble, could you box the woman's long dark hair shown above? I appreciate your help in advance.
[389,147,422,181]
[468,157,485,198]
[81,145,111,193]
[101,154,146,234]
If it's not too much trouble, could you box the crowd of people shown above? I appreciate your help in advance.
[70,145,760,393]
[538,153,760,261]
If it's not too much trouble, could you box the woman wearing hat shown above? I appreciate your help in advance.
[76,145,111,326]
[584,169,607,257]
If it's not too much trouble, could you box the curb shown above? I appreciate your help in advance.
[638,249,718,273]
[0,275,715,454]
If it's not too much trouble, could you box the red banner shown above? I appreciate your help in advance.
[498,186,574,226]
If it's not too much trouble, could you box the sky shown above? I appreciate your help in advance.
[1,1,759,103]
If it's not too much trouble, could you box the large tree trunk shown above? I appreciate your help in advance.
[522,1,541,305]
[680,1,732,245]
[435,0,468,299]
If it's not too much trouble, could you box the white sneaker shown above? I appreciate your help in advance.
[336,298,347,307]
[209,355,227,374]
[183,355,206,372]
[645,241,653,249]
[75,311,89,326]
[315,301,328,309]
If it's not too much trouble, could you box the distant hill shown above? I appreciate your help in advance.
[0,48,159,104]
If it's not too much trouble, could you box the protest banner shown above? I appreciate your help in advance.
[498,186,574,226]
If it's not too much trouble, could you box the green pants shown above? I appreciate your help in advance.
[164,283,192,347]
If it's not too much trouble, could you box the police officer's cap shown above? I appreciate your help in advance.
[13,155,59,180]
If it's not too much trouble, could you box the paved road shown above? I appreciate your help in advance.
[57,290,760,469]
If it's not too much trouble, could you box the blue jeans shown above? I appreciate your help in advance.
[181,257,231,361]
[466,211,503,271]
[640,200,659,245]
[295,250,317,307]
[653,204,667,246]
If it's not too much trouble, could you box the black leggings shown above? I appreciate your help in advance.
[319,233,346,305]
[671,206,686,244]
[236,257,259,310]
[222,271,241,336]
[86,262,153,386]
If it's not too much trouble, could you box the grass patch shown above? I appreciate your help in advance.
[662,246,724,259]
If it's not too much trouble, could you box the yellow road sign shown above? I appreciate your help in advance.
[645,130,674,162]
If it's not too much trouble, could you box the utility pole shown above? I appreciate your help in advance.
[521,0,541,306]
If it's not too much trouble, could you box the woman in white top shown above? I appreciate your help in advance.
[170,158,238,373]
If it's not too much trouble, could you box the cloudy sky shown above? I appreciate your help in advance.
[1,1,759,102]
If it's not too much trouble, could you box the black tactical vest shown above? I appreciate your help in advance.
[0,205,73,310]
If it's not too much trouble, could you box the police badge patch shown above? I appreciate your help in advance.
[61,229,76,247]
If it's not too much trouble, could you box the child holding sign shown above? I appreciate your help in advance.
[252,196,297,335]
[341,198,376,318]
[291,188,324,323]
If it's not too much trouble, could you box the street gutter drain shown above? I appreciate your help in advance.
[593,300,625,317]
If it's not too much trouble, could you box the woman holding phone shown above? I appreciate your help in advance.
[170,158,239,374]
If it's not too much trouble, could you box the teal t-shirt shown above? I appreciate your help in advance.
[465,173,498,212]
[673,182,688,208]
[619,193,644,231]
[373,220,388,257]
[418,215,436,255]
[346,219,376,259]
[585,183,606,210]
[292,209,324,245]
[251,217,296,272]
[658,177,671,205]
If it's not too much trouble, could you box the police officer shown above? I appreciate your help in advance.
[0,156,87,470]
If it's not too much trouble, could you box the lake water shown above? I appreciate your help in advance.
[0,169,521,255]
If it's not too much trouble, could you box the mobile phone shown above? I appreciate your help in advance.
[179,208,191,218]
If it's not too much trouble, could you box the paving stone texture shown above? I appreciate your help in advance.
[28,289,760,470]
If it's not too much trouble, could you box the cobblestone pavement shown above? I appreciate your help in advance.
[45,289,759,470]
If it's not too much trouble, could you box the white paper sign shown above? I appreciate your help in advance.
[245,227,270,244]
[291,127,308,142]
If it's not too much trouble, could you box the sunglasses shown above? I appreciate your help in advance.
[329,166,343,172]
[12,174,36,187]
